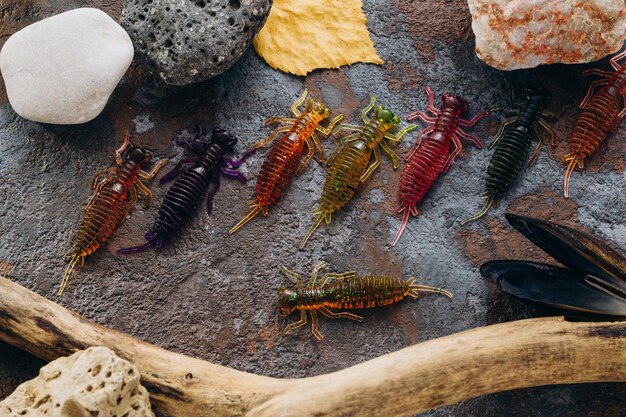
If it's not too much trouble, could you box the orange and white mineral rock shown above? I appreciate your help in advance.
[467,0,626,70]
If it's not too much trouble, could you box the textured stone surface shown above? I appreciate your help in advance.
[0,347,154,417]
[122,0,272,85]
[0,8,133,124]
[0,1,625,416]
[467,0,626,70]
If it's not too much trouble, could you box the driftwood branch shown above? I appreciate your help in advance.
[0,276,624,417]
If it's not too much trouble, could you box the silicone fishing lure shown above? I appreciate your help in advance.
[118,127,250,253]
[300,96,415,249]
[461,86,568,224]
[228,90,343,234]
[278,261,452,340]
[392,87,489,246]
[564,50,626,198]
[61,133,168,295]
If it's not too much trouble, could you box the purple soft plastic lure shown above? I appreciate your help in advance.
[118,127,253,253]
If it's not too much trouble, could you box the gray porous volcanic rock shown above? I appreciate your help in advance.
[122,0,272,85]
[0,347,154,417]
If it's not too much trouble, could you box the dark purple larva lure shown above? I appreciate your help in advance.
[118,127,252,253]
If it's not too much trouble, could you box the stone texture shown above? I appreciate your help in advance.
[467,0,626,70]
[122,0,272,85]
[0,1,625,417]
[0,347,154,417]
[0,8,134,124]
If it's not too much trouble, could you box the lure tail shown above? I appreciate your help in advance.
[406,277,453,299]
[117,231,164,254]
[299,210,330,250]
[563,155,581,199]
[460,194,494,225]
[59,254,81,296]
[391,205,419,247]
[229,202,263,234]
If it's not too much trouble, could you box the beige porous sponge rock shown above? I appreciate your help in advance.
[0,346,154,417]
[467,0,626,70]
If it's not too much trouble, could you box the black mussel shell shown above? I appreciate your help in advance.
[482,260,626,320]
[505,213,626,294]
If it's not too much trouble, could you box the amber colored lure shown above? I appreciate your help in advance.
[392,86,489,246]
[564,50,626,198]
[228,90,343,234]
[60,133,168,295]
[300,96,415,249]
[278,261,452,340]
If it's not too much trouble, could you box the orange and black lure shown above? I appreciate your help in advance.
[60,133,168,295]
[228,90,343,234]
[278,261,452,340]
[564,50,626,198]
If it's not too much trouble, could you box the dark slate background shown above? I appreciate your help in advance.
[0,1,624,416]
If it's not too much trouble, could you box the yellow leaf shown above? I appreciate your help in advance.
[253,0,384,76]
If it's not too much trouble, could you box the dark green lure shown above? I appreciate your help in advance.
[461,85,572,225]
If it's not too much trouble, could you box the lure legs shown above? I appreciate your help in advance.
[160,158,196,185]
[115,132,131,164]
[254,90,343,151]
[206,176,220,214]
[281,262,361,340]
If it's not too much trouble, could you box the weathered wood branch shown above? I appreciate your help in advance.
[0,276,624,417]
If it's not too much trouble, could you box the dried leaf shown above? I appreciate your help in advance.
[253,0,383,76]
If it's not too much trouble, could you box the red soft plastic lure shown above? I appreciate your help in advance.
[392,87,489,246]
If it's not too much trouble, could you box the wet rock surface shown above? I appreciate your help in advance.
[121,0,272,85]
[0,1,625,416]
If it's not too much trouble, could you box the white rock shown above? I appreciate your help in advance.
[0,8,133,124]
[467,0,626,70]
[0,346,154,417]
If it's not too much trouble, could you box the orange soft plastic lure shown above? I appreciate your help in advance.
[278,261,452,340]
[564,50,626,198]
[61,133,168,295]
[299,95,415,249]
[229,90,343,234]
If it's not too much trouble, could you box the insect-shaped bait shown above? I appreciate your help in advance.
[118,127,250,253]
[61,133,169,295]
[461,86,568,224]
[392,87,489,246]
[564,50,626,198]
[278,261,452,340]
[482,213,626,320]
[300,96,415,249]
[228,90,344,234]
